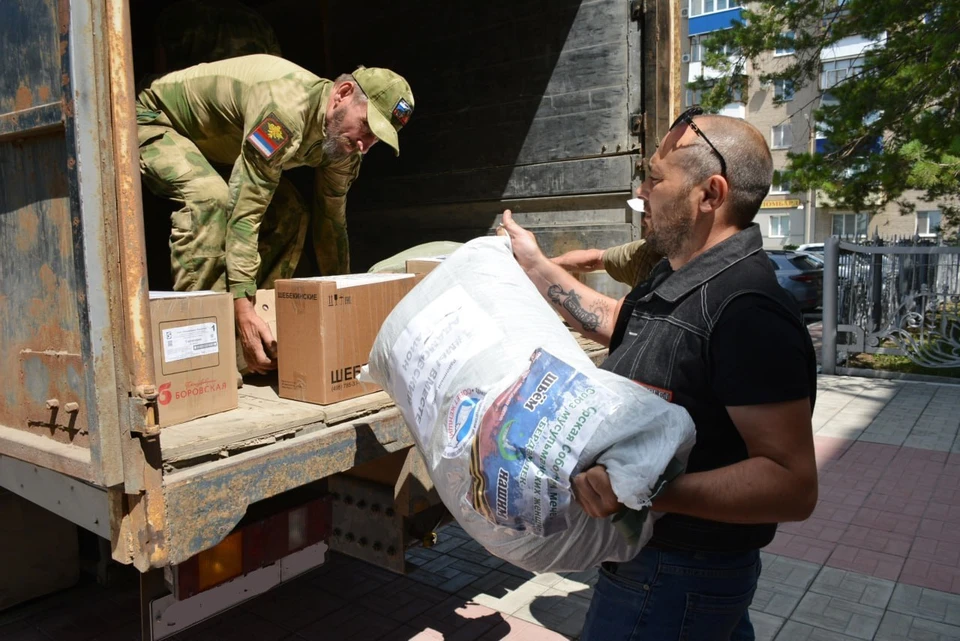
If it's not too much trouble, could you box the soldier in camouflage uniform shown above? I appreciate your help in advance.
[137,54,414,373]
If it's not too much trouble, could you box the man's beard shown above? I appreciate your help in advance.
[322,108,352,162]
[645,192,693,258]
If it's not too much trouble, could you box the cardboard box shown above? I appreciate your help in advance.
[405,256,446,275]
[149,291,238,426]
[236,289,277,373]
[276,273,418,405]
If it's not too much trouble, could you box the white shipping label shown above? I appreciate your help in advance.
[162,322,219,363]
[390,286,503,443]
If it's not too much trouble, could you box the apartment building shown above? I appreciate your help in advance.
[682,1,945,247]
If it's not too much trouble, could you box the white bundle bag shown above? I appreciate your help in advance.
[361,236,695,572]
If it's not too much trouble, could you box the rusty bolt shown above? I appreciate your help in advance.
[370,504,381,513]
[358,537,368,547]
[386,546,397,556]
[385,507,395,517]
[344,495,354,506]
[333,527,342,537]
[46,399,60,410]
[64,402,80,413]
[372,541,382,552]
[356,499,366,509]
[137,385,158,401]
[344,532,355,542]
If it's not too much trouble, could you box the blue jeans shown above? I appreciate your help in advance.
[580,546,761,641]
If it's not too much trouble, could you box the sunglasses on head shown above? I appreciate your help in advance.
[669,106,728,178]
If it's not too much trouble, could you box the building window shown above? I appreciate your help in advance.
[769,215,791,238]
[686,82,743,108]
[690,37,704,62]
[774,79,795,101]
[832,213,868,239]
[770,176,791,194]
[689,0,739,17]
[771,124,793,149]
[774,32,796,56]
[686,86,708,107]
[917,210,942,237]
[821,58,863,89]
[691,35,733,62]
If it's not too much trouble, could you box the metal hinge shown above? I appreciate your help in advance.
[630,112,645,137]
[630,0,644,21]
[128,385,160,437]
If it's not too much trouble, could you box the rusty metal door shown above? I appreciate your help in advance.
[0,0,144,490]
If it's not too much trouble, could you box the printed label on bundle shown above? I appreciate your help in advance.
[390,286,502,444]
[443,389,485,459]
[467,348,615,536]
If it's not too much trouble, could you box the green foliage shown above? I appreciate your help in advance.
[694,0,960,233]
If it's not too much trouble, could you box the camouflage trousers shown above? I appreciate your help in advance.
[138,117,308,293]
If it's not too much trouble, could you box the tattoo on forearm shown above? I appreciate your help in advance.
[547,284,601,332]
[590,301,608,329]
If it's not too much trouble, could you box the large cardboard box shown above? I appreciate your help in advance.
[236,289,277,373]
[149,291,238,426]
[405,256,446,275]
[276,273,418,405]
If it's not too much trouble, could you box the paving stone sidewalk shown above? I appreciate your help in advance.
[2,374,960,641]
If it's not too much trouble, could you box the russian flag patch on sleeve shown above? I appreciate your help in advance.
[247,113,291,160]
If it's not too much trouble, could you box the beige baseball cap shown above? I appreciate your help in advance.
[353,66,414,156]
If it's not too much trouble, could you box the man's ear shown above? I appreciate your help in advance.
[332,81,355,106]
[700,175,729,213]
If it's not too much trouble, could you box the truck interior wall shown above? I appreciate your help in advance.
[129,0,638,272]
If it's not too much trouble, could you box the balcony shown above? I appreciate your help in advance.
[688,7,743,36]
[687,61,730,81]
[820,34,885,62]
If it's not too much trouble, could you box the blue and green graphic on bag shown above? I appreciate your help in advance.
[464,348,616,536]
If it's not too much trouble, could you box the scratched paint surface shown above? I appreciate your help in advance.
[0,0,92,450]
[0,1,60,117]
[0,134,84,432]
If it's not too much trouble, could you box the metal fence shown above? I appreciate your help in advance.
[822,235,960,374]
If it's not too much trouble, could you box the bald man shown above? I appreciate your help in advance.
[500,108,818,640]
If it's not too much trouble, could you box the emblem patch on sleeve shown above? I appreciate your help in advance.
[391,98,412,127]
[247,113,291,159]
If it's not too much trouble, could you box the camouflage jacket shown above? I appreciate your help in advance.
[137,54,361,298]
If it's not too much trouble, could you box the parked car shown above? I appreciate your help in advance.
[797,242,824,257]
[766,250,824,311]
